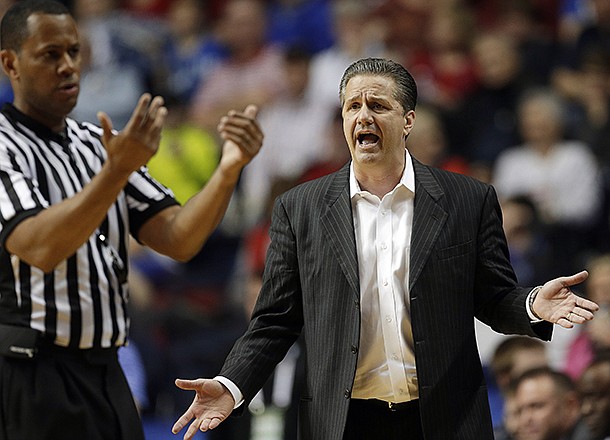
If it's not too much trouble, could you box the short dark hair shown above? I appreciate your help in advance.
[1,0,70,51]
[339,57,418,113]
[509,366,576,396]
[490,336,545,378]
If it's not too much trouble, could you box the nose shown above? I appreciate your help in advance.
[58,52,77,75]
[580,397,593,416]
[356,104,373,125]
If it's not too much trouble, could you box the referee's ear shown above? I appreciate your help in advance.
[0,49,18,82]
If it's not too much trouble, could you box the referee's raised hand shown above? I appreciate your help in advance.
[98,93,168,175]
[216,104,264,178]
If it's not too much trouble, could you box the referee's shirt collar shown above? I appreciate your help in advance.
[349,149,416,198]
[2,103,69,146]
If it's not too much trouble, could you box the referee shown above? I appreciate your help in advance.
[0,1,264,439]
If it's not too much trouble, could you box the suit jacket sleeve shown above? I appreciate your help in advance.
[219,195,304,403]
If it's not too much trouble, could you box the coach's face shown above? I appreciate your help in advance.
[342,74,414,174]
[3,12,81,131]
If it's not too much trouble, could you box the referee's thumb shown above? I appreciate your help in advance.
[97,112,113,145]
[243,104,258,119]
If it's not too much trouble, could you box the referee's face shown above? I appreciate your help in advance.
[8,12,81,132]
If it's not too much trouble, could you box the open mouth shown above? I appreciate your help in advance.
[357,133,380,146]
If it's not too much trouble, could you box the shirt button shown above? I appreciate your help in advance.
[392,353,399,360]
[385,315,392,323]
[380,242,387,250]
[381,210,387,216]
[382,279,388,286]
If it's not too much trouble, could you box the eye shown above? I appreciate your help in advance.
[68,46,80,58]
[44,50,61,60]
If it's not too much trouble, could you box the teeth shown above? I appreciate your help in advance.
[358,133,378,145]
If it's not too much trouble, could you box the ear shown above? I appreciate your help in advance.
[0,49,18,80]
[403,110,416,136]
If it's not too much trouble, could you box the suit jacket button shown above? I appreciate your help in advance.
[344,389,351,399]
[351,345,358,354]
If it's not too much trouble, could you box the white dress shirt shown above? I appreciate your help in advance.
[350,149,418,403]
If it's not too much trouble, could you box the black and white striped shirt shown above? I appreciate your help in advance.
[0,104,178,349]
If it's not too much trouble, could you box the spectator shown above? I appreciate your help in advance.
[564,254,610,380]
[500,195,558,286]
[189,0,287,133]
[449,31,530,180]
[298,106,351,183]
[265,0,334,55]
[493,0,560,86]
[510,367,591,440]
[493,87,603,274]
[405,103,470,176]
[70,29,148,130]
[240,46,329,228]
[409,4,479,110]
[570,47,610,159]
[489,336,549,434]
[307,0,387,125]
[161,0,227,105]
[577,355,610,440]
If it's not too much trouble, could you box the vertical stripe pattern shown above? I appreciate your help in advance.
[0,105,177,348]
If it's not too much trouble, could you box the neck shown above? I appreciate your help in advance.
[354,160,405,199]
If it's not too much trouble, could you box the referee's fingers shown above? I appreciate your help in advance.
[97,111,113,147]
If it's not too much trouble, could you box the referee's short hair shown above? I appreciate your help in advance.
[1,0,70,52]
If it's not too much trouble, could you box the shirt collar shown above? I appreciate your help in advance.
[349,149,415,199]
[1,103,69,146]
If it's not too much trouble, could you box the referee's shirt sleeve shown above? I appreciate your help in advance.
[124,167,179,241]
[0,137,47,247]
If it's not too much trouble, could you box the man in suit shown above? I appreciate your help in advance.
[172,58,599,440]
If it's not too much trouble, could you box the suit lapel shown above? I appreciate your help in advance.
[320,164,360,299]
[410,160,447,291]
[319,160,447,297]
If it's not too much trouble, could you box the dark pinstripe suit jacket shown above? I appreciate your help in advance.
[220,158,553,440]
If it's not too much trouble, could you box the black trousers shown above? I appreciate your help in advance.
[343,399,424,440]
[0,342,144,440]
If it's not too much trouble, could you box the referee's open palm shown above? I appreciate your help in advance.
[98,93,167,175]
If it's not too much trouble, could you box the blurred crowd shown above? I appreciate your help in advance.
[2,0,610,438]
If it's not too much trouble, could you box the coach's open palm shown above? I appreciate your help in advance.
[172,378,235,440]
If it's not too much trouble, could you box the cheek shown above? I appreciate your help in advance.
[343,121,354,142]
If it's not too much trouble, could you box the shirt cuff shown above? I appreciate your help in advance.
[214,376,244,409]
[526,286,544,322]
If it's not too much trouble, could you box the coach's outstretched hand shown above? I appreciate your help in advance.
[172,378,235,440]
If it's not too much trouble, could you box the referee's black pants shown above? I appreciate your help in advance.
[343,398,424,440]
[0,342,144,440]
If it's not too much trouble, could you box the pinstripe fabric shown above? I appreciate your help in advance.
[220,158,553,440]
[0,104,177,349]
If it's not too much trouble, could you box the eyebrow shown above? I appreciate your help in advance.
[345,93,390,104]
